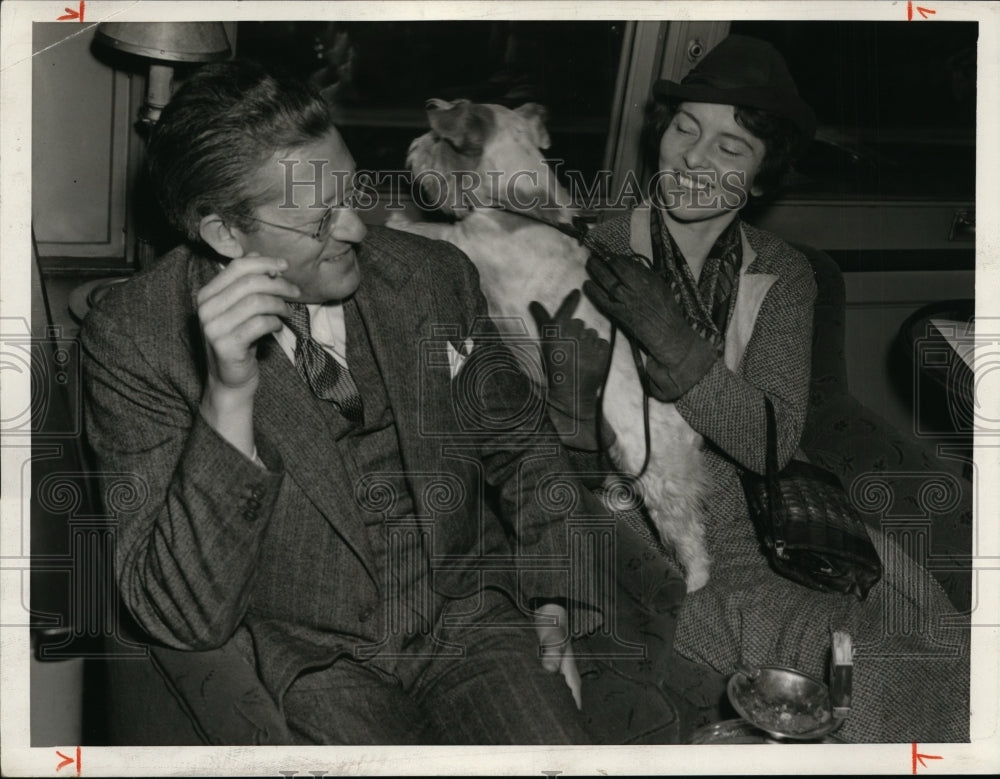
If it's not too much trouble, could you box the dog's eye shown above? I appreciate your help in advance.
[444,136,483,156]
[447,112,489,155]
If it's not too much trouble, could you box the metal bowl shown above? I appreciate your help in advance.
[690,718,845,745]
[689,719,782,744]
[728,665,843,741]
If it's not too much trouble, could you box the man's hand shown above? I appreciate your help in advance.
[529,289,613,451]
[534,602,582,710]
[196,254,300,457]
[583,254,716,402]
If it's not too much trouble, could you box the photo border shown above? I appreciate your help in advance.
[2,1,998,775]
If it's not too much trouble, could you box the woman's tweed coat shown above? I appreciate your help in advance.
[588,212,969,743]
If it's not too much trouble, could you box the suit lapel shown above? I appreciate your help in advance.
[724,228,778,371]
[352,240,441,507]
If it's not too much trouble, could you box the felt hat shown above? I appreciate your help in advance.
[653,35,816,140]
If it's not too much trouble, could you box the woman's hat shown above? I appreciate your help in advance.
[653,35,816,140]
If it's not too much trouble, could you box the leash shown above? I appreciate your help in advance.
[478,204,657,479]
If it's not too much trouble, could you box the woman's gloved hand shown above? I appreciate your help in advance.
[528,289,615,451]
[583,253,717,403]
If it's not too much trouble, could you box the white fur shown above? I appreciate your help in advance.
[389,100,710,591]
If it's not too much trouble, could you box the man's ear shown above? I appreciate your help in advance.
[514,103,551,150]
[199,214,246,259]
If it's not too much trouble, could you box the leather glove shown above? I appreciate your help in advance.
[529,289,615,451]
[583,253,717,403]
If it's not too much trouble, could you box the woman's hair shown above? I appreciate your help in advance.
[642,98,806,197]
[147,59,335,241]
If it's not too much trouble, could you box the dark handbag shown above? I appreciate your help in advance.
[740,397,883,600]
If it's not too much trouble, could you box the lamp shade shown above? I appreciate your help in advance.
[94,22,231,63]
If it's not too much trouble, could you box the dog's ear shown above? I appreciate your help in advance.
[428,99,494,154]
[514,103,551,150]
[464,104,496,153]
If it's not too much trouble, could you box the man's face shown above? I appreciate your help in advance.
[656,101,766,224]
[239,128,367,304]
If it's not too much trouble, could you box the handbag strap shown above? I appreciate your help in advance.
[762,396,784,536]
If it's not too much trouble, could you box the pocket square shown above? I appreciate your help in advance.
[447,338,474,379]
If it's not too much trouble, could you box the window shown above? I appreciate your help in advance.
[237,21,626,184]
[731,21,976,202]
[707,21,977,258]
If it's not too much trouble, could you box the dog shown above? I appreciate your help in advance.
[387,98,711,591]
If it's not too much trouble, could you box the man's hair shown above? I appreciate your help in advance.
[641,99,806,197]
[147,59,335,241]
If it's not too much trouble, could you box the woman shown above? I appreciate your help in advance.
[563,35,968,742]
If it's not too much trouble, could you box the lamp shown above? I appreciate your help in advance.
[94,22,231,126]
[87,23,231,272]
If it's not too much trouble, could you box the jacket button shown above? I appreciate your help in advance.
[243,509,257,522]
[357,605,375,623]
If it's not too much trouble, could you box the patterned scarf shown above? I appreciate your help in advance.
[649,205,743,352]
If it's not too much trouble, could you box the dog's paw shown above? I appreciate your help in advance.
[685,564,710,593]
[385,212,412,229]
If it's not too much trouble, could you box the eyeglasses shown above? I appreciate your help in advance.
[245,201,348,243]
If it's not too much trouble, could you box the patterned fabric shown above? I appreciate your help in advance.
[283,302,363,423]
[802,394,973,613]
[82,226,601,723]
[703,224,742,339]
[572,487,688,744]
[799,245,971,613]
[649,206,742,350]
[282,590,589,744]
[587,212,970,743]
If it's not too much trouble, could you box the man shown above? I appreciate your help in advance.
[82,59,603,745]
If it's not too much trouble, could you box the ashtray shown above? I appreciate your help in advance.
[689,718,845,744]
[727,664,844,741]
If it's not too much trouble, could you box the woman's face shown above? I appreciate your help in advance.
[656,102,767,224]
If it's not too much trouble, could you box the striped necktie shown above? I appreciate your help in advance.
[708,244,741,336]
[282,302,364,423]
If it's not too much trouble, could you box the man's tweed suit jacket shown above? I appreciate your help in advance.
[82,225,601,704]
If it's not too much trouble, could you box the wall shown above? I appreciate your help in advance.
[33,23,144,266]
